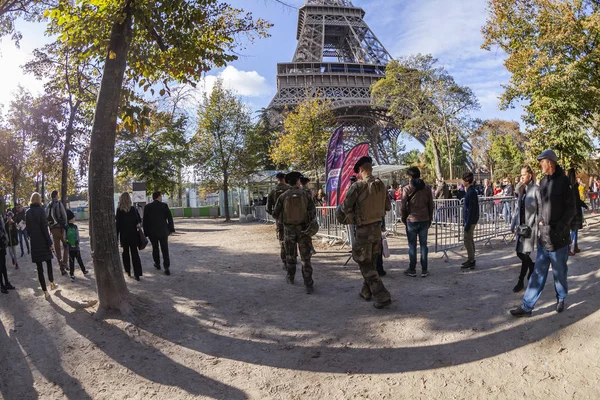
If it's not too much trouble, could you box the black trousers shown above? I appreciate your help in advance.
[36,260,53,292]
[0,255,9,289]
[122,242,143,277]
[516,252,535,281]
[69,250,87,276]
[149,236,170,270]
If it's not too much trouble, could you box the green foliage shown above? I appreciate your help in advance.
[192,79,253,220]
[116,107,190,195]
[482,0,600,164]
[372,54,479,180]
[270,98,336,181]
[49,0,271,93]
[0,0,46,44]
[469,119,525,181]
[489,134,525,181]
[424,138,468,181]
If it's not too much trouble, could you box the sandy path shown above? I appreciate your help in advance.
[1,218,599,399]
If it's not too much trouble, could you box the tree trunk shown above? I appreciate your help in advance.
[430,138,444,181]
[61,109,78,206]
[41,169,45,204]
[88,3,134,319]
[223,171,230,222]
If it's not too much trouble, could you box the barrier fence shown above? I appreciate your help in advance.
[247,197,520,255]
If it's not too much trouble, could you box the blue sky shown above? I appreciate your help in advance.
[0,0,523,151]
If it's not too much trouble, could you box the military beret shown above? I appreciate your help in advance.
[353,156,372,173]
[286,171,302,182]
[275,172,286,180]
[300,176,310,184]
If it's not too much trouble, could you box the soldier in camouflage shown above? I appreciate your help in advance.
[300,176,317,256]
[339,156,392,309]
[267,172,290,269]
[272,172,316,294]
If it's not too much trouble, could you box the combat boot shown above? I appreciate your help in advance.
[305,285,314,294]
[373,299,391,309]
[286,275,294,284]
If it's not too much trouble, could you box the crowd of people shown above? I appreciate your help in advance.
[0,189,175,298]
[264,149,590,317]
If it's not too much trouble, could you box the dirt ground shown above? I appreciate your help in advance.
[1,217,600,400]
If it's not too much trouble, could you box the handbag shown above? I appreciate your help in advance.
[381,233,390,258]
[137,228,148,250]
[516,224,532,239]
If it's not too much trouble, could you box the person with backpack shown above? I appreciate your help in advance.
[272,172,316,294]
[4,211,20,269]
[64,209,89,281]
[46,190,68,275]
[266,172,291,270]
[0,213,16,294]
[400,166,434,278]
[116,192,144,280]
[338,156,392,309]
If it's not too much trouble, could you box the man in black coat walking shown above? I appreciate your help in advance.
[510,149,576,317]
[143,191,175,275]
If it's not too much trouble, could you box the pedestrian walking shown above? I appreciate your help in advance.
[338,156,392,309]
[46,190,68,275]
[4,212,19,269]
[568,168,588,256]
[65,209,89,281]
[0,213,16,294]
[116,192,143,280]
[266,172,291,269]
[510,150,576,317]
[27,192,56,299]
[272,172,316,294]
[400,166,434,278]
[142,191,175,276]
[510,166,541,292]
[461,171,479,270]
[13,204,30,257]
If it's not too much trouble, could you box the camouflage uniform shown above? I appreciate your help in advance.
[272,187,316,288]
[267,182,290,265]
[340,175,391,304]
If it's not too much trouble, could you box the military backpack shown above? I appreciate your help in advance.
[282,191,308,225]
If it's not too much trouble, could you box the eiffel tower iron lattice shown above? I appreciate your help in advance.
[268,0,410,163]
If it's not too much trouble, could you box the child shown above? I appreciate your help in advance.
[65,210,89,281]
[5,212,19,269]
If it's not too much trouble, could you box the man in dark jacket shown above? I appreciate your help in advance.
[14,204,30,257]
[143,191,175,275]
[462,171,479,269]
[511,150,576,317]
[400,167,434,277]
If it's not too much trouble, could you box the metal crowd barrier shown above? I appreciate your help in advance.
[434,196,517,261]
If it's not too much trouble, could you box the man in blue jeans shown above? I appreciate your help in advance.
[400,167,434,277]
[511,150,576,317]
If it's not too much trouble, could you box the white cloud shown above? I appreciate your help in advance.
[0,40,45,110]
[200,65,272,98]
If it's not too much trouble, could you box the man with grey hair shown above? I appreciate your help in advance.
[511,149,576,317]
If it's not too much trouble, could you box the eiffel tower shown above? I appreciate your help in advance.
[268,0,404,162]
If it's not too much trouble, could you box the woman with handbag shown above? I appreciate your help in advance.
[116,192,144,280]
[511,166,541,292]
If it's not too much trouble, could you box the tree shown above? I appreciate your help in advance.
[24,37,100,205]
[116,106,189,196]
[489,134,525,182]
[270,98,335,184]
[482,0,600,163]
[372,54,480,180]
[0,0,46,43]
[49,0,270,317]
[424,138,468,182]
[193,79,253,222]
[469,119,524,181]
